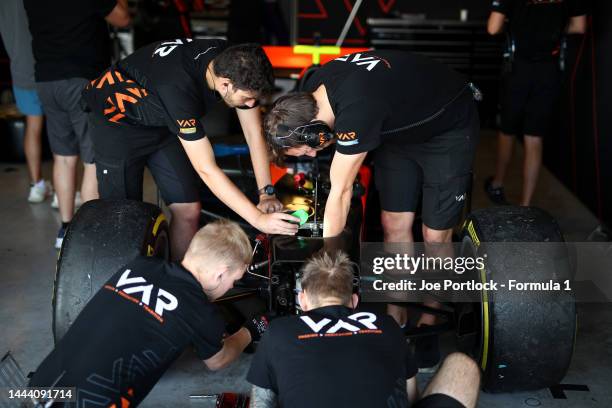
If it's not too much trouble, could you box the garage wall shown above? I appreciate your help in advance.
[297,0,490,45]
[545,0,611,227]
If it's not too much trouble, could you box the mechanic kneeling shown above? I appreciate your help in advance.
[246,251,476,407]
[29,220,270,407]
[247,251,480,407]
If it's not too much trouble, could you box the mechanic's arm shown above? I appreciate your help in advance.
[250,386,279,408]
[179,137,298,235]
[204,328,251,371]
[567,15,587,34]
[323,152,367,237]
[105,0,131,28]
[487,11,506,35]
[236,107,282,212]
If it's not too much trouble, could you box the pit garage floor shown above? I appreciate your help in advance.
[1,129,611,407]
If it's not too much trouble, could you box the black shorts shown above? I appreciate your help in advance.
[500,59,561,137]
[374,93,479,230]
[413,394,466,408]
[90,117,200,204]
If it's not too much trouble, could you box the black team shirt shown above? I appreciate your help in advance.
[490,0,588,61]
[29,257,225,407]
[84,38,228,143]
[23,0,115,81]
[303,49,468,155]
[247,305,417,408]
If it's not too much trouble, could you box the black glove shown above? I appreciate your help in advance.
[243,313,272,342]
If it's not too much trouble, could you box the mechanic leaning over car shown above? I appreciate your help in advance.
[247,251,481,408]
[264,49,480,363]
[29,219,271,408]
[82,39,299,261]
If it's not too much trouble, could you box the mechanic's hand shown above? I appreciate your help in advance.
[255,212,299,235]
[257,195,283,214]
[244,313,273,342]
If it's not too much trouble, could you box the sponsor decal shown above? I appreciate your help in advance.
[104,269,178,323]
[319,133,327,146]
[336,131,359,146]
[297,311,382,339]
[153,38,193,57]
[334,53,391,71]
[94,69,148,123]
[177,119,197,134]
[177,119,197,127]
[179,127,197,135]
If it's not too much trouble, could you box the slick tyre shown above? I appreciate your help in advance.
[460,206,576,392]
[53,199,169,342]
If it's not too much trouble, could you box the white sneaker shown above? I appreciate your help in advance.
[55,226,66,250]
[28,180,52,203]
[51,191,83,209]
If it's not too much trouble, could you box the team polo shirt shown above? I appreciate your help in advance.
[303,50,468,155]
[247,305,417,408]
[29,257,225,407]
[84,38,227,142]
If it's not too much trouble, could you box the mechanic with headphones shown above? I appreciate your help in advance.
[83,40,299,261]
[484,0,587,206]
[264,50,480,360]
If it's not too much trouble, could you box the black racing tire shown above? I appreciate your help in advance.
[53,199,169,342]
[460,206,576,392]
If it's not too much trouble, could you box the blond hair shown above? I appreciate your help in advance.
[301,251,354,305]
[184,219,252,271]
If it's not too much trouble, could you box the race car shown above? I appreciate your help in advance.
[53,151,575,393]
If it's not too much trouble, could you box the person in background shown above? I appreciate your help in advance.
[484,0,588,206]
[0,0,47,203]
[23,0,131,249]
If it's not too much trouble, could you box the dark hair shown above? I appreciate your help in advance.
[213,43,274,95]
[264,92,318,164]
[301,251,354,306]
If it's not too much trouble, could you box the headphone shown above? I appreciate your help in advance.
[275,120,334,148]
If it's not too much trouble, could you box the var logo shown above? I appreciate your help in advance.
[300,312,378,334]
[177,119,197,127]
[115,269,178,317]
[335,53,389,71]
[153,38,193,57]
